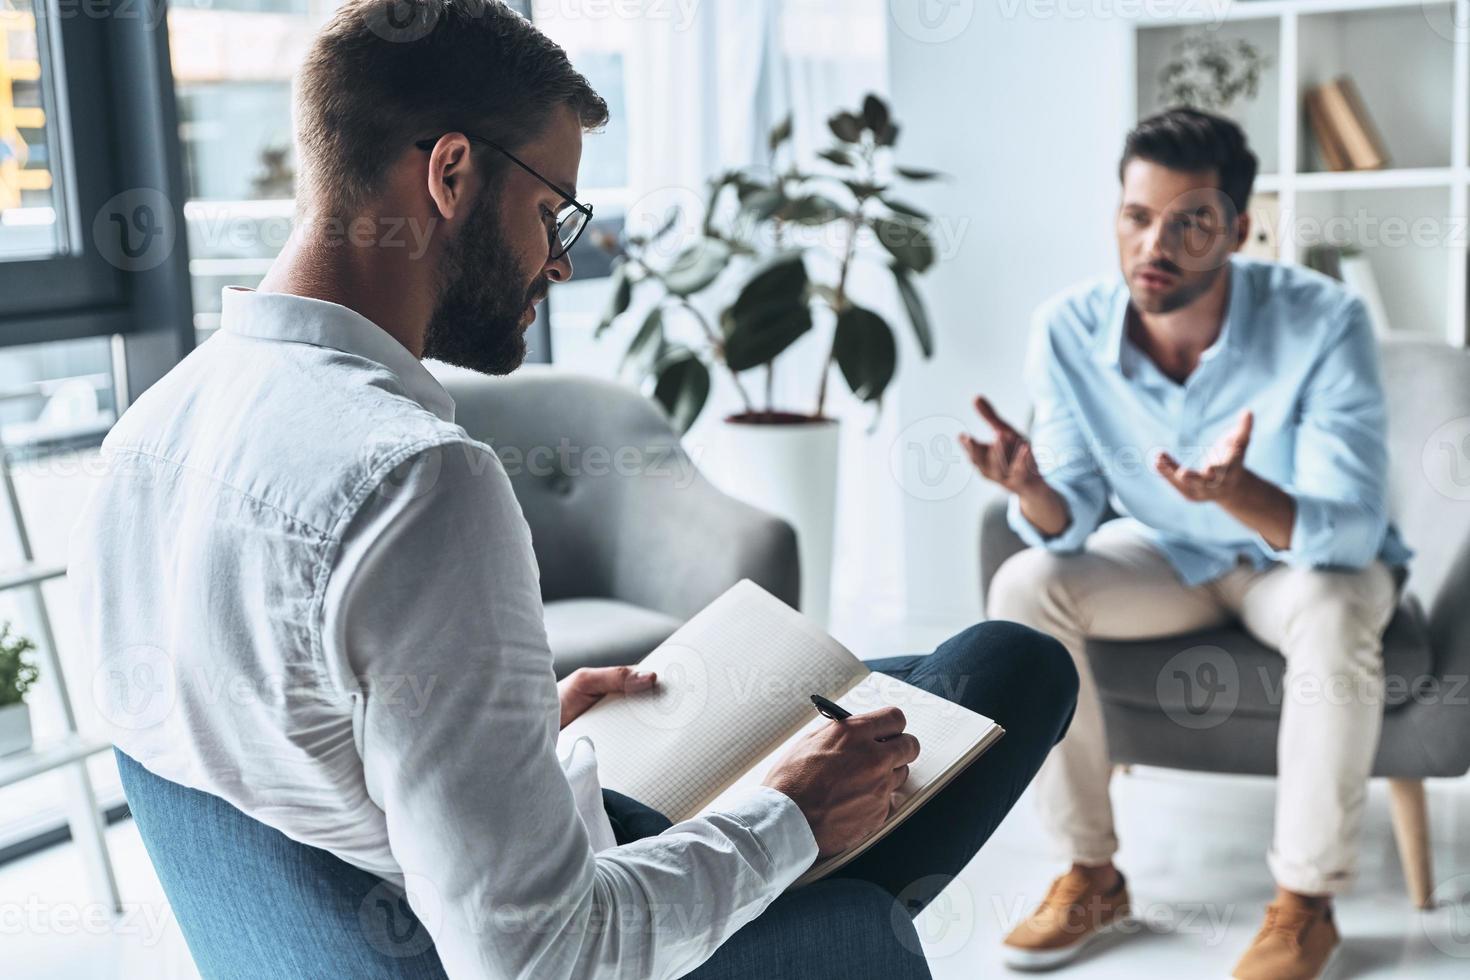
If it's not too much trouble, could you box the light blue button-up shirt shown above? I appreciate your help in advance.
[1009,255,1411,587]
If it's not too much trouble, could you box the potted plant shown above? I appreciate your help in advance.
[0,621,39,756]
[595,94,939,624]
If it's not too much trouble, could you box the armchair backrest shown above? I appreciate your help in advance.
[115,749,446,980]
[433,364,692,606]
[1380,340,1470,660]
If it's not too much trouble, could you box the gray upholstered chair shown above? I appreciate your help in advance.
[431,364,799,676]
[978,338,1470,908]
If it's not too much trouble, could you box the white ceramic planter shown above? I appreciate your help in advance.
[711,417,840,628]
[0,701,32,757]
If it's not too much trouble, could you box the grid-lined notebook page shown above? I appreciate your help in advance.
[557,580,869,821]
[703,670,1001,846]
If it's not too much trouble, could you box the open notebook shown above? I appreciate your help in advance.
[557,580,1004,887]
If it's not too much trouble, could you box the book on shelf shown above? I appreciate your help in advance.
[1304,245,1390,336]
[557,579,1006,888]
[1304,77,1389,172]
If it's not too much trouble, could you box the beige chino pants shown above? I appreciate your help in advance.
[988,522,1398,896]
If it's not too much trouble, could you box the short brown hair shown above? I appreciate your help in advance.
[1119,107,1258,215]
[295,0,608,216]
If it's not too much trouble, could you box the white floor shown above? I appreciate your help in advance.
[3,766,1469,978]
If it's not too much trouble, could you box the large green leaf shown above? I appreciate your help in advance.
[861,94,890,134]
[652,353,711,434]
[777,195,843,225]
[833,305,897,403]
[740,188,786,223]
[663,239,730,296]
[725,252,808,330]
[595,264,633,336]
[621,306,664,374]
[896,165,943,181]
[768,114,793,153]
[828,111,863,143]
[722,297,813,371]
[871,216,935,273]
[881,196,929,221]
[890,265,934,358]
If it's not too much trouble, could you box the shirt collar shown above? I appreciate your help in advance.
[219,287,456,422]
[1095,255,1249,369]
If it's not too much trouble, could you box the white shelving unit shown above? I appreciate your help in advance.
[0,421,119,911]
[1128,0,1470,346]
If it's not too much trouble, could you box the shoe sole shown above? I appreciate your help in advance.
[1229,941,1340,980]
[1002,916,1137,971]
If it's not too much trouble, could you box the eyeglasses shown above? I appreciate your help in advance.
[415,133,593,260]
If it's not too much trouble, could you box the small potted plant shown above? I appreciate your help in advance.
[0,621,39,757]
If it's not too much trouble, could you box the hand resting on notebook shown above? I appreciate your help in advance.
[761,705,921,858]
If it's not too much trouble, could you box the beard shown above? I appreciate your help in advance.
[422,193,546,376]
[1128,259,1224,315]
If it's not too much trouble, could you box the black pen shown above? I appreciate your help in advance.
[810,693,851,721]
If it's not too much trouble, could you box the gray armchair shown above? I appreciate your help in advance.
[433,364,799,676]
[978,339,1470,908]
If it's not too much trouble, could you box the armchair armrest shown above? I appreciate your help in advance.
[606,468,799,622]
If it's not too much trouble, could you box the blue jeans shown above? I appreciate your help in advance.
[607,620,1079,979]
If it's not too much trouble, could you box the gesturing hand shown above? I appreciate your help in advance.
[1155,410,1253,503]
[957,396,1043,494]
[558,666,657,729]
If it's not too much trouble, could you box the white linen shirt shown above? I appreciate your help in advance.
[68,287,817,979]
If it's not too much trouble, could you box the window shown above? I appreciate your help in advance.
[168,0,332,342]
[0,0,60,259]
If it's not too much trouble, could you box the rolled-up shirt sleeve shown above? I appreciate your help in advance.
[1007,312,1109,553]
[1259,297,1391,569]
[321,440,817,979]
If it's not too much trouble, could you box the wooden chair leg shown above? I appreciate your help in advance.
[1388,778,1434,909]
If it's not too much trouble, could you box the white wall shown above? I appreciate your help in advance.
[886,5,1133,626]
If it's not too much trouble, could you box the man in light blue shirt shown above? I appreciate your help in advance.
[962,108,1408,980]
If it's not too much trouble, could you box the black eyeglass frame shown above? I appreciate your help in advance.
[414,133,593,260]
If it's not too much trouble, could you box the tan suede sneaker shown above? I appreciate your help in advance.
[1001,869,1133,970]
[1231,902,1340,980]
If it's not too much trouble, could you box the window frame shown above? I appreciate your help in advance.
[0,1,194,398]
